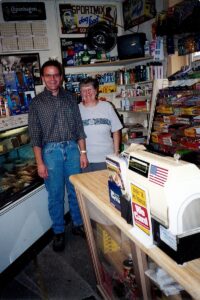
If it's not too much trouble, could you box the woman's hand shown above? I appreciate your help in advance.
[114,150,120,156]
[113,131,121,156]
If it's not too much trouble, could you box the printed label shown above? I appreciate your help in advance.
[159,225,177,251]
[131,183,150,235]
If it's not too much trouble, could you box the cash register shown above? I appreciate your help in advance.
[125,145,200,264]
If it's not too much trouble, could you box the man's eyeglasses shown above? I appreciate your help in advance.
[43,74,61,79]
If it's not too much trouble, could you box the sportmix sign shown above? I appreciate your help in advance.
[2,2,46,21]
[59,4,117,34]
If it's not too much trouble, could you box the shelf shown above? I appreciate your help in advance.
[0,115,28,132]
[145,269,183,297]
[0,143,29,157]
[116,80,153,88]
[116,95,151,101]
[124,80,153,86]
[117,109,149,114]
[64,56,153,69]
[123,124,147,129]
[124,137,146,145]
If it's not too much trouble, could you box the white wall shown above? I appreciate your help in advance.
[0,0,165,87]
[0,0,123,62]
[0,0,164,64]
[0,0,123,92]
[0,0,61,64]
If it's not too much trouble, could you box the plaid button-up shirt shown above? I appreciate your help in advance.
[28,87,86,147]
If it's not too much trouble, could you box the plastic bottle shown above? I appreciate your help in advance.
[26,93,32,111]
[124,69,130,85]
[78,52,82,66]
[81,44,91,65]
[4,99,10,116]
[146,63,150,81]
[125,97,130,111]
[0,96,6,117]
[144,40,150,56]
[121,97,126,110]
[74,53,79,66]
[130,69,135,84]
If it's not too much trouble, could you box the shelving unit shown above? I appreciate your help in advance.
[148,79,200,166]
[63,56,158,149]
[115,80,153,148]
[63,56,153,95]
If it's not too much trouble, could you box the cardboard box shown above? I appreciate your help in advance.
[123,0,156,30]
[96,224,120,254]
[108,180,122,211]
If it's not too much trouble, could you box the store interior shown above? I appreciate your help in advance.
[1,0,200,299]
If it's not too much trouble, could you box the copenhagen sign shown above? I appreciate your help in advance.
[2,2,46,21]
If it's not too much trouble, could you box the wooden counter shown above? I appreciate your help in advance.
[70,170,200,300]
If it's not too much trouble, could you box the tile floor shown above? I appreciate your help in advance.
[0,222,102,300]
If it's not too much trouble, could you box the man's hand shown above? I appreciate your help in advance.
[80,153,88,169]
[37,163,48,179]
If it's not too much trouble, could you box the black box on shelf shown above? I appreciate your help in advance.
[117,33,146,60]
[120,195,133,225]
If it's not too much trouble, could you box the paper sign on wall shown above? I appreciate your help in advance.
[59,4,117,34]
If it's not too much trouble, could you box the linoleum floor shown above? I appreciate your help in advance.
[0,222,101,300]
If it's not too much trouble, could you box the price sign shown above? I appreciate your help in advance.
[131,183,150,235]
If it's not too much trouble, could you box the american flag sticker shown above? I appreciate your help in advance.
[149,164,168,187]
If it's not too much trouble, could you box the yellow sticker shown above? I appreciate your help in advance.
[131,184,146,207]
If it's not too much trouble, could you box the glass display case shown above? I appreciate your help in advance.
[0,116,53,274]
[87,201,139,299]
[78,194,150,300]
[0,124,43,210]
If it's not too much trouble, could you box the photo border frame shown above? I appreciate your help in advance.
[0,52,42,85]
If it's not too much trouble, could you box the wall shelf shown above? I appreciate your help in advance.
[124,80,153,86]
[116,95,151,101]
[64,56,153,69]
[117,109,150,114]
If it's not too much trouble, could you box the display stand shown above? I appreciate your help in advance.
[70,170,200,300]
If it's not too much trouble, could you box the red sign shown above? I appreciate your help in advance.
[132,202,150,234]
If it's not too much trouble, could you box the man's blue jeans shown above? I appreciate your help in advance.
[43,141,82,234]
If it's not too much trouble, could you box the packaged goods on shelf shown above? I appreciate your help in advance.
[145,267,183,296]
[96,223,120,254]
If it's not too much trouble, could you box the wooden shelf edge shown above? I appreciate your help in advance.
[117,109,150,114]
[64,56,153,69]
